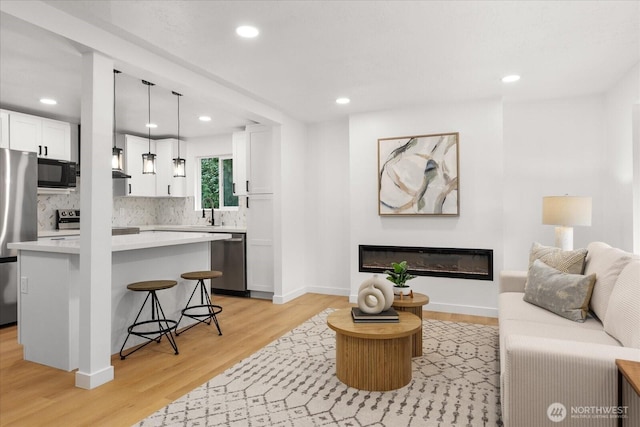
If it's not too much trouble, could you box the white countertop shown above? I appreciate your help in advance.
[10,231,231,255]
[37,224,245,239]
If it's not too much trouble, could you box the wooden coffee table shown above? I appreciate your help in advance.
[392,292,430,357]
[327,308,421,391]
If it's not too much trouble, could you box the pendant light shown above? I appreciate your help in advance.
[111,70,124,172]
[141,80,156,174]
[172,91,186,177]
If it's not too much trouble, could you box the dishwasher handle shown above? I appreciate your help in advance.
[224,238,244,243]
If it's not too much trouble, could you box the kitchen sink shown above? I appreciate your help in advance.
[112,227,140,236]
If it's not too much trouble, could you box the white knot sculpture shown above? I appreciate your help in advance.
[357,275,394,314]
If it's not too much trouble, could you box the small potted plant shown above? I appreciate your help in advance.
[384,261,416,297]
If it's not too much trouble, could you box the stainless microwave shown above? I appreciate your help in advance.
[37,158,77,188]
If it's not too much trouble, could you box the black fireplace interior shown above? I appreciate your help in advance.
[359,245,493,281]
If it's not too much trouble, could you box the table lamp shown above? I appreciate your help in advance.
[542,196,592,250]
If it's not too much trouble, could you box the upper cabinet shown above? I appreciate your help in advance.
[124,134,187,197]
[231,131,247,196]
[233,125,274,195]
[155,138,187,197]
[5,110,71,161]
[124,134,156,197]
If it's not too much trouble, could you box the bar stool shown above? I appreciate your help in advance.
[176,270,223,336]
[119,280,179,359]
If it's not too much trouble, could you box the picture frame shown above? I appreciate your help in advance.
[378,132,459,216]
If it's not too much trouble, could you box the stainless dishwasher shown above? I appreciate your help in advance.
[210,233,248,297]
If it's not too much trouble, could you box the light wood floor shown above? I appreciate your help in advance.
[0,293,497,426]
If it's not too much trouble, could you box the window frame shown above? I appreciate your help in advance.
[195,155,238,211]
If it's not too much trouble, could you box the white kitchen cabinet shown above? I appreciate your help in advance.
[231,131,247,196]
[155,138,187,197]
[0,110,9,149]
[125,134,156,197]
[7,111,70,160]
[246,125,274,194]
[246,193,274,293]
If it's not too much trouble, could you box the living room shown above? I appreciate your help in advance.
[0,1,638,426]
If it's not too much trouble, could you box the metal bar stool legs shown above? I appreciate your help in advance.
[176,271,223,336]
[120,280,179,359]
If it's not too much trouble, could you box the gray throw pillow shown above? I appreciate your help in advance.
[524,259,596,322]
[528,242,587,274]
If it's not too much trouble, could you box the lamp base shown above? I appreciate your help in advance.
[554,226,574,251]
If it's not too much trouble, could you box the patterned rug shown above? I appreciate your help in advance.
[135,309,502,426]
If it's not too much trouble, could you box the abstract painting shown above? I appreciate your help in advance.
[378,132,459,216]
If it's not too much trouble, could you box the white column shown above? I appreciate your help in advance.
[76,51,114,389]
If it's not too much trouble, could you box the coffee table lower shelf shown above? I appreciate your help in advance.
[327,308,421,391]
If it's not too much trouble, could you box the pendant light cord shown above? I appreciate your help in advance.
[172,91,182,157]
[113,70,120,148]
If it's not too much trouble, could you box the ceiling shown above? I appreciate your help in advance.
[1,1,638,140]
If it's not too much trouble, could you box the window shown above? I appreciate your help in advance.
[198,156,238,209]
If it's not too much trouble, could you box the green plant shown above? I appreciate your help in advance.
[384,261,416,287]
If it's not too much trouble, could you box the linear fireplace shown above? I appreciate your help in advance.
[359,245,493,281]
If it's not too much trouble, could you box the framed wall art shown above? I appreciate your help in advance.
[378,132,459,216]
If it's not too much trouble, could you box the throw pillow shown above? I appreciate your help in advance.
[524,259,596,322]
[528,242,588,274]
[583,242,633,321]
[603,260,640,348]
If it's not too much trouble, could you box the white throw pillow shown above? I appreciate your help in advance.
[584,242,633,321]
[603,261,640,348]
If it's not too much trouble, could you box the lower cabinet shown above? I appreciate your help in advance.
[246,194,274,293]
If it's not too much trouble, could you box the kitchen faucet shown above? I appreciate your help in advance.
[203,198,215,226]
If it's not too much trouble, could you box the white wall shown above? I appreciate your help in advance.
[603,63,639,253]
[274,118,308,303]
[502,95,606,269]
[304,119,351,296]
[348,100,504,317]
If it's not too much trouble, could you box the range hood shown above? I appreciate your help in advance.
[112,170,131,179]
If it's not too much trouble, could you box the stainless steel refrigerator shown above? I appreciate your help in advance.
[1,148,37,326]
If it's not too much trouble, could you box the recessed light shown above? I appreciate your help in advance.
[40,98,57,105]
[199,116,212,122]
[145,123,158,128]
[236,25,259,38]
[336,97,350,105]
[502,75,521,83]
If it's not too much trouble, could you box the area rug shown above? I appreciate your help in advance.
[135,309,502,426]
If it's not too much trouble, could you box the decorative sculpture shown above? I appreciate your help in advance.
[357,275,394,314]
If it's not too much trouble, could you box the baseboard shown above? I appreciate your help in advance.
[75,365,114,389]
[425,302,498,318]
[273,287,306,304]
[306,286,350,297]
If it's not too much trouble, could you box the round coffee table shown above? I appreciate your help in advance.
[392,292,430,357]
[327,308,421,391]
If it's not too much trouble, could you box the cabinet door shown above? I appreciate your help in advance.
[247,128,273,194]
[246,194,274,293]
[232,131,247,196]
[125,135,156,196]
[41,119,70,161]
[155,138,186,197]
[0,111,8,149]
[9,113,41,154]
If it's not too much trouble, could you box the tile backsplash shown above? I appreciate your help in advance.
[38,194,246,231]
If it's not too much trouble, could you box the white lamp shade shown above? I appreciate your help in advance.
[542,196,592,226]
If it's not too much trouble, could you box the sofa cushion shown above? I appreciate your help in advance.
[528,242,588,274]
[584,242,633,320]
[603,260,640,349]
[523,259,596,322]
[498,292,604,331]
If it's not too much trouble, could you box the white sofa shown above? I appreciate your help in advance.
[499,242,640,427]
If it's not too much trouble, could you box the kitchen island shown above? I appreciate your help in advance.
[8,231,230,371]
